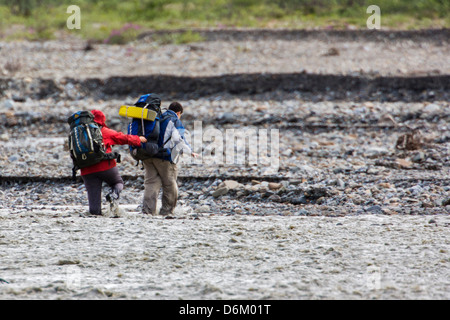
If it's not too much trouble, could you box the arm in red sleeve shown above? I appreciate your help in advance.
[102,127,142,148]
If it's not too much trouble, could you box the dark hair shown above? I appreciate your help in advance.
[168,102,183,114]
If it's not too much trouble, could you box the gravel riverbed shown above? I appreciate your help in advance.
[0,29,449,299]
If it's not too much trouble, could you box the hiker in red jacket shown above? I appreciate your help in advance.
[81,109,147,216]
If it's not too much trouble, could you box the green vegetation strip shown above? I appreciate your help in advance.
[0,0,448,42]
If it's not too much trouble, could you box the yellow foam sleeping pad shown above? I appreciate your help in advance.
[119,105,157,121]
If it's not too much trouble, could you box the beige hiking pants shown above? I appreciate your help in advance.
[142,158,178,215]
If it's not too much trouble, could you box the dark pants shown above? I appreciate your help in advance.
[82,167,123,215]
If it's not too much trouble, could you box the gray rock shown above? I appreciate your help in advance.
[268,182,282,190]
[365,147,389,157]
[196,205,211,213]
[291,196,307,205]
[8,154,20,162]
[218,180,240,190]
[212,187,229,198]
[268,194,281,202]
[412,151,425,163]
[294,208,309,216]
[2,99,15,111]
[409,185,423,196]
[0,133,9,141]
[442,198,450,207]
[366,205,383,214]
[219,112,234,123]
[423,103,440,113]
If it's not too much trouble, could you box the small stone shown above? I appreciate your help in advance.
[212,187,228,198]
[294,208,309,216]
[268,194,281,202]
[268,182,282,190]
[291,196,307,205]
[0,133,9,141]
[423,103,440,113]
[196,205,211,213]
[12,95,26,102]
[2,99,15,111]
[366,205,383,214]
[289,179,303,185]
[396,158,413,169]
[218,180,240,190]
[322,47,339,56]
[219,112,234,123]
[365,147,389,157]
[409,185,423,196]
[411,152,425,163]
[316,197,326,204]
[8,154,20,162]
[335,179,345,188]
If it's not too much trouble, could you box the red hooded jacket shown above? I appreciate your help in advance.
[80,110,142,176]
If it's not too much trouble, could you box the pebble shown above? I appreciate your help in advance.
[365,147,389,157]
[294,208,309,216]
[0,132,9,141]
[423,103,440,113]
[218,180,240,190]
[2,97,14,108]
[268,194,281,202]
[268,182,282,190]
[412,152,426,163]
[212,187,229,198]
[8,154,20,162]
[196,205,211,213]
[366,205,383,214]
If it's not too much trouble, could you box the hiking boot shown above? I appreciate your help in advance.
[105,192,121,217]
[105,191,119,203]
[141,210,157,216]
[108,199,120,217]
[79,211,102,218]
[159,209,175,217]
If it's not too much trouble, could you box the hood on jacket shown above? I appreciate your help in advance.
[91,110,108,128]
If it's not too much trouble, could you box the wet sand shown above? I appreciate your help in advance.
[0,207,448,300]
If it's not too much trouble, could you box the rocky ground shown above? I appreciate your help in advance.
[0,29,449,300]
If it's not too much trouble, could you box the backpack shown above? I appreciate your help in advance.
[126,94,166,165]
[67,111,120,179]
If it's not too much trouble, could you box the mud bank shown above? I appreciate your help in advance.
[1,73,449,101]
[138,28,450,43]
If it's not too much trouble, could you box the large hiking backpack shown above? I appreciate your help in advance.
[127,94,164,163]
[67,111,120,179]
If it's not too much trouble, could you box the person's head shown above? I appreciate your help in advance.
[91,109,108,127]
[168,102,183,118]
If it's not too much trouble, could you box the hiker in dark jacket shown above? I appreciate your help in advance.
[82,110,147,216]
[142,102,198,216]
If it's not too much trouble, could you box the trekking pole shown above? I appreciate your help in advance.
[140,103,148,137]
